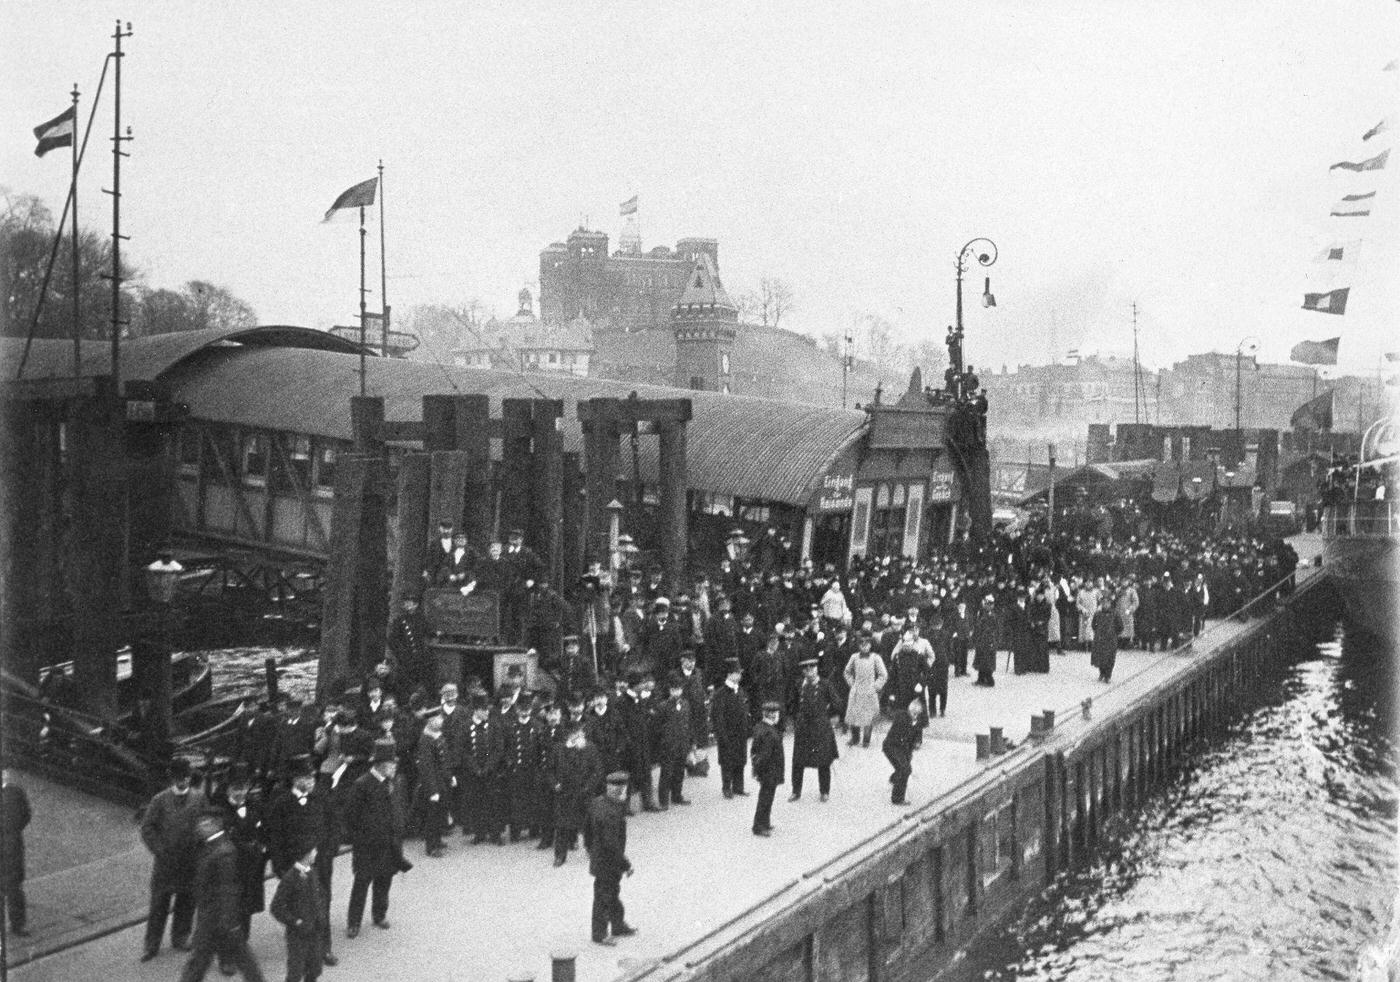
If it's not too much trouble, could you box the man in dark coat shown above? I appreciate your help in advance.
[925,620,951,717]
[234,699,281,793]
[1009,594,1034,674]
[883,698,920,805]
[273,699,319,788]
[210,765,267,971]
[269,841,327,982]
[652,673,693,809]
[554,634,599,705]
[422,521,458,588]
[618,673,661,813]
[503,528,545,644]
[1090,597,1123,683]
[639,598,686,677]
[703,595,741,686]
[948,598,973,675]
[551,724,603,866]
[176,812,267,982]
[501,698,541,841]
[583,771,636,946]
[413,714,449,857]
[387,596,434,697]
[972,596,999,687]
[750,701,785,835]
[1,767,31,937]
[789,659,839,802]
[711,659,751,798]
[677,651,709,749]
[748,634,787,723]
[263,760,337,967]
[341,744,409,937]
[533,701,565,851]
[141,757,202,961]
[436,683,468,831]
[734,612,764,681]
[460,696,506,844]
[585,688,628,777]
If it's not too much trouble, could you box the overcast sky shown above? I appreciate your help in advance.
[4,1,1397,375]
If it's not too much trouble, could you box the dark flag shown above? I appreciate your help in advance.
[1330,192,1375,217]
[1289,337,1340,365]
[33,105,76,157]
[323,177,377,222]
[1301,288,1349,315]
[1362,117,1392,141]
[1291,390,1334,432]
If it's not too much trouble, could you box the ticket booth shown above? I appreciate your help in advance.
[422,588,542,695]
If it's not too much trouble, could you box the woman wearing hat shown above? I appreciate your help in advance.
[841,633,886,748]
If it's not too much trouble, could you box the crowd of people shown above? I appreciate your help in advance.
[118,501,1300,974]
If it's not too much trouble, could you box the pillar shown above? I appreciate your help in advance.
[657,419,688,592]
[390,452,430,610]
[351,396,385,455]
[530,401,565,584]
[580,401,623,568]
[561,451,585,589]
[501,399,535,546]
[454,396,493,548]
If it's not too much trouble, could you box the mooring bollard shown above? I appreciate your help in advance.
[989,725,1005,754]
[975,733,991,760]
[507,975,534,982]
[1042,709,1055,731]
[1030,714,1046,739]
[1082,697,1093,720]
[551,950,577,982]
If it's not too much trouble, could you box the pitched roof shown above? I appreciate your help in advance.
[674,254,735,312]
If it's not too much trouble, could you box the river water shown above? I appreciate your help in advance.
[951,622,1397,982]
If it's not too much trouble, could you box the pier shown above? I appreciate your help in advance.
[7,536,1327,982]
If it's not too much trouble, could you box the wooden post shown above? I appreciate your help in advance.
[319,455,369,701]
[580,400,623,568]
[390,452,430,611]
[501,399,534,546]
[355,454,390,678]
[657,415,690,593]
[452,395,493,548]
[351,396,386,456]
[530,400,565,584]
[561,451,585,590]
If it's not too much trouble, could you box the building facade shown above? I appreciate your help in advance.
[451,289,593,377]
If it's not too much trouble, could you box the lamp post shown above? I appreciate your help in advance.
[1233,336,1260,461]
[947,238,998,398]
[143,551,183,744]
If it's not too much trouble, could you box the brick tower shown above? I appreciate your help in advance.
[672,253,737,393]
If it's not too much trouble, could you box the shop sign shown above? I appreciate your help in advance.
[928,470,957,503]
[815,472,855,513]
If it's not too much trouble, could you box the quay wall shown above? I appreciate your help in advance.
[620,575,1339,982]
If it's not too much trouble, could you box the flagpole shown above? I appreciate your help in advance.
[359,204,368,396]
[378,160,388,357]
[70,83,81,378]
[108,19,132,391]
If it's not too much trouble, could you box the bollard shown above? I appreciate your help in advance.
[551,950,577,982]
[1042,709,1055,731]
[1081,697,1093,720]
[1029,714,1046,739]
[975,733,991,760]
[989,726,1005,754]
[507,975,534,982]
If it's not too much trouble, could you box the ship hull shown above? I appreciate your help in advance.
[1323,534,1400,645]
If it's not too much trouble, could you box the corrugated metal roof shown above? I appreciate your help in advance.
[4,326,365,384]
[163,345,868,506]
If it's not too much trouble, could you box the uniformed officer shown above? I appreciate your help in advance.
[750,701,785,836]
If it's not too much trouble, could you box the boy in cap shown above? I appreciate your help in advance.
[270,840,327,982]
[883,698,922,805]
[750,701,785,835]
[583,771,637,945]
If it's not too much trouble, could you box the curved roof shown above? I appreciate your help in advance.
[5,325,366,384]
[162,345,868,505]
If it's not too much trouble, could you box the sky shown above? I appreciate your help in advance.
[3,0,1398,376]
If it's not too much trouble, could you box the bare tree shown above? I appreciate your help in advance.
[402,300,491,362]
[737,276,795,329]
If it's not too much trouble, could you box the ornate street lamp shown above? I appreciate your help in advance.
[947,237,998,398]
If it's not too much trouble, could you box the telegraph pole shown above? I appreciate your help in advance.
[106,20,133,389]
[378,159,389,357]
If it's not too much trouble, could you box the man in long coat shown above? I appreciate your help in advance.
[175,812,267,982]
[263,760,337,967]
[341,744,409,937]
[711,659,750,798]
[972,596,1000,687]
[1090,596,1123,683]
[141,757,202,961]
[789,659,839,802]
[550,725,602,867]
[1,767,31,937]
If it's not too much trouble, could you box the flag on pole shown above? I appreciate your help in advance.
[1314,240,1359,262]
[323,177,378,222]
[33,105,76,158]
[1289,336,1341,365]
[619,195,638,216]
[1330,192,1375,217]
[1301,288,1350,315]
[1363,117,1392,141]
[1386,352,1400,363]
[1330,149,1389,172]
[1290,390,1334,431]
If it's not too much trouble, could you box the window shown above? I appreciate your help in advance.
[272,433,312,492]
[314,443,337,491]
[870,483,907,559]
[547,352,558,364]
[691,376,705,390]
[721,352,730,375]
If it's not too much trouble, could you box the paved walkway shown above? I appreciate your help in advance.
[10,537,1324,981]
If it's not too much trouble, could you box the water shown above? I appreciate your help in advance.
[200,644,319,705]
[953,623,1397,982]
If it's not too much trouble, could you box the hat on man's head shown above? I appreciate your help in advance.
[470,694,490,710]
[724,657,742,675]
[653,597,671,610]
[798,657,819,669]
[288,756,316,780]
[605,771,630,787]
[563,634,580,646]
[761,700,782,713]
[372,742,397,764]
[169,757,192,781]
[508,528,524,538]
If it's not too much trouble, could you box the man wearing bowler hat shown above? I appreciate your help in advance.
[140,757,202,961]
[584,771,637,946]
[750,701,785,835]
[711,658,751,798]
[341,743,410,938]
